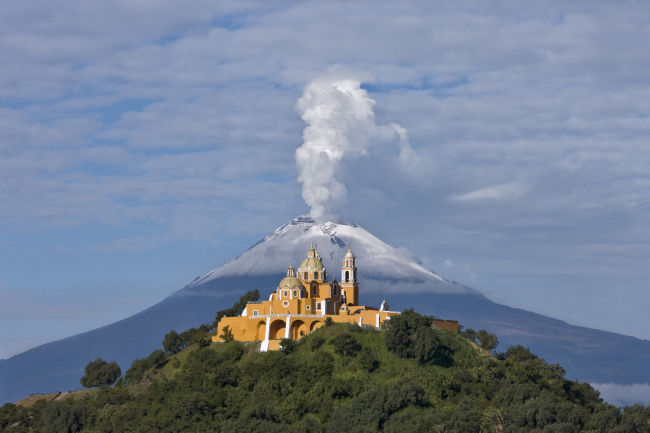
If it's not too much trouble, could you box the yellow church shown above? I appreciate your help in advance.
[213,243,400,351]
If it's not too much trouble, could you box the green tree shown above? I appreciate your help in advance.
[385,309,434,359]
[163,329,184,354]
[280,338,297,353]
[358,347,380,372]
[0,403,20,429]
[125,349,168,384]
[192,329,210,347]
[220,325,235,342]
[42,401,88,433]
[79,358,121,388]
[330,334,361,357]
[477,329,499,353]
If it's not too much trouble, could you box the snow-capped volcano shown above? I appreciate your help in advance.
[4,216,650,405]
[190,215,475,295]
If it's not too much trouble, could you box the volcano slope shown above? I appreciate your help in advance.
[2,215,650,404]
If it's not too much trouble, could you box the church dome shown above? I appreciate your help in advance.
[278,275,302,290]
[299,243,325,272]
[299,255,325,272]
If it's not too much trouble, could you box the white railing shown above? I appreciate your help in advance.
[249,313,324,319]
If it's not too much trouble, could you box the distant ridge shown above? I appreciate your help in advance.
[3,215,650,404]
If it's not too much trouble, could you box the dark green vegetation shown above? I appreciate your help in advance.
[79,359,121,389]
[3,309,650,432]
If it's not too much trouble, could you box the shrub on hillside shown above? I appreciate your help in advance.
[326,380,429,432]
[125,349,168,384]
[385,309,455,366]
[80,358,121,388]
[42,401,88,433]
[358,347,379,372]
[330,334,361,357]
[463,328,499,353]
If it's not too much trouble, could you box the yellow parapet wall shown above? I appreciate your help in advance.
[212,308,398,347]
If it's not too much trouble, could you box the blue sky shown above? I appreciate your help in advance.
[2,0,650,361]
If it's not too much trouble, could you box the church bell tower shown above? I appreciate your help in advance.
[340,247,359,306]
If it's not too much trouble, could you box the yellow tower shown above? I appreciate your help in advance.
[340,246,359,306]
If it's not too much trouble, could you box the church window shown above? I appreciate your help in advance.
[345,271,349,281]
[253,310,258,316]
[283,290,288,298]
[316,303,321,310]
[312,284,317,295]
[314,271,319,279]
[283,300,289,307]
[304,272,308,279]
[293,290,297,297]
[333,285,338,296]
[306,305,310,310]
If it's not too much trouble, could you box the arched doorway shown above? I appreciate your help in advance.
[310,321,322,332]
[291,320,307,339]
[269,319,286,339]
[256,321,267,340]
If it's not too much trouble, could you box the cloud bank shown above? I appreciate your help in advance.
[592,383,650,408]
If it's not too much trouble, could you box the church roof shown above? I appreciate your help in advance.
[299,255,325,272]
[299,243,325,272]
[278,275,302,290]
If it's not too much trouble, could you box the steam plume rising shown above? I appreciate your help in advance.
[295,79,415,222]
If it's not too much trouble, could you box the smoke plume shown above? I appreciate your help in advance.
[295,78,416,222]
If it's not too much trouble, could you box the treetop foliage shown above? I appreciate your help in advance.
[79,358,121,389]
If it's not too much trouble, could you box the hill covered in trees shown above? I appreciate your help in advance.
[2,309,649,433]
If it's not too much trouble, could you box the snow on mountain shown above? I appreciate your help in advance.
[190,215,476,295]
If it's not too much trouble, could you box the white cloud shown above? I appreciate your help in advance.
[452,183,526,201]
[592,383,650,408]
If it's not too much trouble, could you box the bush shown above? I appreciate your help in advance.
[163,330,184,354]
[42,401,88,433]
[385,309,455,366]
[308,334,326,351]
[358,347,379,372]
[125,349,168,384]
[220,325,235,342]
[280,338,297,354]
[325,381,429,432]
[80,358,121,388]
[330,334,361,357]
[463,328,499,353]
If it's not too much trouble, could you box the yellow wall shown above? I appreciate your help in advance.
[212,308,399,345]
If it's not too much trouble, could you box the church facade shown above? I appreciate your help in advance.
[212,244,400,351]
